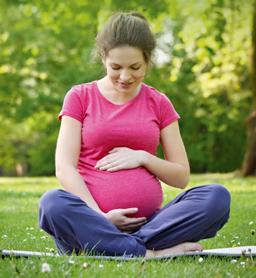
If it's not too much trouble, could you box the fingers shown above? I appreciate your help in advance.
[95,154,116,169]
[95,147,128,168]
[105,165,124,172]
[119,216,147,232]
[108,148,120,153]
[122,217,147,225]
[119,221,147,232]
[109,147,127,153]
[121,208,138,215]
[109,207,147,232]
[97,162,119,171]
[118,208,147,230]
[95,156,125,171]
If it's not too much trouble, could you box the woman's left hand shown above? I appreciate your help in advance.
[95,147,148,172]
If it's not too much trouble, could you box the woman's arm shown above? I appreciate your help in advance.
[95,120,190,189]
[55,116,104,214]
[141,121,190,189]
[56,116,147,229]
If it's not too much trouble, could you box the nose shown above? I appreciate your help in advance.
[119,69,131,81]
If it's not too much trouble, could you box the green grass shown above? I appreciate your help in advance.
[0,174,255,277]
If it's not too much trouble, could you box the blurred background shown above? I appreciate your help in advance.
[0,0,255,177]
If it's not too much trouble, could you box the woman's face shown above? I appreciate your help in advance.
[103,46,147,95]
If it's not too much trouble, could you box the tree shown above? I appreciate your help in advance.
[0,0,253,175]
[161,0,252,172]
[241,0,256,176]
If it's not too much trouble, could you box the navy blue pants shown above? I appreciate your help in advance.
[39,184,230,257]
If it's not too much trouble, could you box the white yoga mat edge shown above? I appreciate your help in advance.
[1,246,255,260]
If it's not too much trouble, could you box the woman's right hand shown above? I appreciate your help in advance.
[104,208,147,233]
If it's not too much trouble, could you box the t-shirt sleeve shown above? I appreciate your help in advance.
[58,86,85,123]
[159,94,180,130]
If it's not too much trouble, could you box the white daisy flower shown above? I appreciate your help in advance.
[41,262,51,273]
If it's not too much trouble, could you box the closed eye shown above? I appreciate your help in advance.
[112,66,140,70]
[110,63,142,71]
[131,66,141,70]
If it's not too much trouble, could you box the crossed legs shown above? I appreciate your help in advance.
[39,184,230,257]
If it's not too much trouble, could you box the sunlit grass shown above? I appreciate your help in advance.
[0,174,255,277]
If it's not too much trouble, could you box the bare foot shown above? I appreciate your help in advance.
[145,242,203,258]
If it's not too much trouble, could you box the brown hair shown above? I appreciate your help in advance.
[96,12,156,63]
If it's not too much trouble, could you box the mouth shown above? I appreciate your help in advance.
[118,81,134,88]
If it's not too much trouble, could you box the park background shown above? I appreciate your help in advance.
[0,1,256,277]
[0,0,255,177]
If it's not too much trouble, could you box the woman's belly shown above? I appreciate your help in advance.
[80,167,163,218]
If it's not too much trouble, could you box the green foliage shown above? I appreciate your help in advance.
[0,0,253,175]
[154,0,253,172]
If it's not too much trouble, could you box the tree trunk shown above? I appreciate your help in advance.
[241,0,256,176]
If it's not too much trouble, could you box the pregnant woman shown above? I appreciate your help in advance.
[39,12,231,258]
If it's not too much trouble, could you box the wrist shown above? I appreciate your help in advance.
[139,150,150,167]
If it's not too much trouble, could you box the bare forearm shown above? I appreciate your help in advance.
[56,166,104,215]
[140,151,190,189]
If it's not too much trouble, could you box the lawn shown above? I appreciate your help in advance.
[0,174,255,277]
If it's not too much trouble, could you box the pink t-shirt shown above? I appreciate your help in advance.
[59,81,180,218]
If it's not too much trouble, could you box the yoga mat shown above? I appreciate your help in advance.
[1,246,255,260]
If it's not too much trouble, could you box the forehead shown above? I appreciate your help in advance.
[106,46,145,64]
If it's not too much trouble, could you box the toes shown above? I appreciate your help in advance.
[182,242,203,252]
[195,243,203,251]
